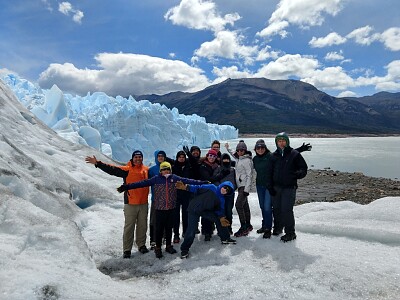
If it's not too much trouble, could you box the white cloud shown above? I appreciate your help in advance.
[380,27,400,51]
[58,2,72,15]
[164,0,240,32]
[346,26,380,46]
[58,2,84,24]
[255,54,319,79]
[301,66,355,90]
[38,53,210,96]
[324,51,344,61]
[337,90,357,97]
[212,65,252,80]
[193,30,259,64]
[309,32,346,48]
[257,0,344,39]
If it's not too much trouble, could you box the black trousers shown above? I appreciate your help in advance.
[271,186,296,234]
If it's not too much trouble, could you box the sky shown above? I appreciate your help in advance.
[1,75,400,300]
[0,0,399,99]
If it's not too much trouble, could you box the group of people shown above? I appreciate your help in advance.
[85,132,310,259]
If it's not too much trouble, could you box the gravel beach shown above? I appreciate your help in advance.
[250,169,400,205]
[296,169,400,205]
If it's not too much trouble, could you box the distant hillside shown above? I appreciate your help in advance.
[137,78,400,134]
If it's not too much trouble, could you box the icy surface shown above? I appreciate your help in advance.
[2,74,238,163]
[0,78,399,300]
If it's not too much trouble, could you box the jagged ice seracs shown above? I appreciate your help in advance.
[2,74,238,164]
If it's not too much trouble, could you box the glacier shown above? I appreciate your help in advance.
[2,74,238,164]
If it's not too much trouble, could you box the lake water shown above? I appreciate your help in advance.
[223,136,400,180]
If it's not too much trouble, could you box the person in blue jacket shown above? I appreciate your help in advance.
[176,181,237,259]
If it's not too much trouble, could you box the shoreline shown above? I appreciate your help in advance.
[239,133,400,138]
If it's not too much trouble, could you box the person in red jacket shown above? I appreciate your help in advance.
[85,150,150,259]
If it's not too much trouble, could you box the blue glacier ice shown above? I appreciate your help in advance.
[2,74,238,164]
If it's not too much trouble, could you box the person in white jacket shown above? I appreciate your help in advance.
[225,141,254,237]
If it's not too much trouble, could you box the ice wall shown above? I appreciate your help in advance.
[2,74,238,164]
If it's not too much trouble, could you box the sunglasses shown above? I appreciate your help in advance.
[160,168,171,171]
[256,146,265,149]
[237,149,245,152]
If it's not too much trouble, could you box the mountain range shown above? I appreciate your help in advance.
[136,78,400,134]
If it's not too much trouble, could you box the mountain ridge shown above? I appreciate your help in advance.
[136,78,400,134]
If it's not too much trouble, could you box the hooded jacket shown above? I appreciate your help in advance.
[267,134,308,189]
[187,181,235,217]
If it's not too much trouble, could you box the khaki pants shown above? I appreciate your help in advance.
[123,203,148,252]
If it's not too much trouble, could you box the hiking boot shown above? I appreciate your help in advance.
[165,245,177,254]
[123,251,131,259]
[138,245,149,254]
[204,234,211,241]
[281,232,297,243]
[180,250,189,259]
[247,224,253,232]
[154,247,163,259]
[263,229,272,239]
[221,238,237,244]
[173,235,180,244]
[150,241,156,250]
[272,228,283,236]
[234,227,249,237]
[256,227,266,234]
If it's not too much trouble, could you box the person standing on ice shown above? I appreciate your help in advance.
[266,132,308,242]
[85,150,150,259]
[225,141,254,237]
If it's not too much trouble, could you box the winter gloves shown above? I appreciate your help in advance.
[117,185,127,193]
[219,217,230,227]
[296,142,312,152]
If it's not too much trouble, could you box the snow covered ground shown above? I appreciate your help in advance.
[1,78,399,300]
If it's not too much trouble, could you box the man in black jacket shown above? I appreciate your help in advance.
[266,132,308,242]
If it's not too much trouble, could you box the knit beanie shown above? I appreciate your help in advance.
[255,139,266,149]
[190,146,201,153]
[275,132,290,147]
[207,149,218,157]
[159,162,172,171]
[157,150,166,158]
[132,150,143,158]
[176,150,186,158]
[236,141,247,151]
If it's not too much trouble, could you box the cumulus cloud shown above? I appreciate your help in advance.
[58,1,84,24]
[255,54,319,79]
[212,65,252,80]
[355,60,400,92]
[346,26,380,46]
[309,32,347,48]
[337,90,357,97]
[380,27,400,51]
[164,0,240,32]
[257,0,344,39]
[324,51,344,61]
[38,53,210,96]
[193,30,259,64]
[301,66,355,90]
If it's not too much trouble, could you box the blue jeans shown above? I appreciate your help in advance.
[256,185,272,229]
[181,211,230,252]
